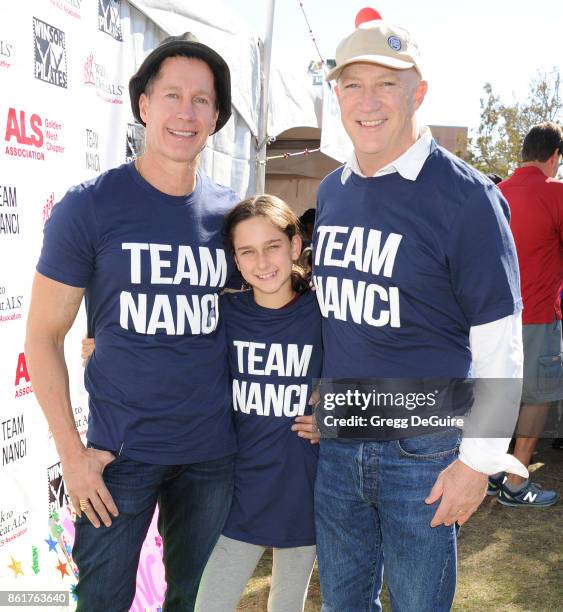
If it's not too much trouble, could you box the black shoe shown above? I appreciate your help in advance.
[487,472,506,496]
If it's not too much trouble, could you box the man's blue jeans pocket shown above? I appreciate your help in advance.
[395,429,461,459]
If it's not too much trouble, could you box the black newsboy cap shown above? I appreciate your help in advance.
[129,32,232,134]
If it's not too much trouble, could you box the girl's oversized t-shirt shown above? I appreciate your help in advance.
[221,290,322,547]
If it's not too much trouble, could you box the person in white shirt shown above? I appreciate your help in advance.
[312,12,527,611]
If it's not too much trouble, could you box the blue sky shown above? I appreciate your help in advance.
[228,0,563,130]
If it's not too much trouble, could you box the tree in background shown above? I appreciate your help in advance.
[466,68,562,178]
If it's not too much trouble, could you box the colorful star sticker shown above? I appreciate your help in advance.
[8,556,24,577]
[45,535,58,552]
[50,510,60,521]
[56,559,69,579]
[70,584,77,602]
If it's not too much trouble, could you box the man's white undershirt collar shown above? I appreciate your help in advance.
[341,126,433,184]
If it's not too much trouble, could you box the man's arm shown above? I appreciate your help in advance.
[427,179,527,527]
[425,312,527,527]
[25,272,118,527]
[458,312,528,476]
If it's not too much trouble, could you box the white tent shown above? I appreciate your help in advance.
[265,69,347,214]
[128,0,263,196]
[129,0,348,206]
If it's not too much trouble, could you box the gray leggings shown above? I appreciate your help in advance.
[195,535,316,612]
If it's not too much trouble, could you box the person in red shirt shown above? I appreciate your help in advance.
[496,122,563,507]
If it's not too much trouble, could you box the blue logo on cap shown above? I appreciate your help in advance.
[388,36,402,51]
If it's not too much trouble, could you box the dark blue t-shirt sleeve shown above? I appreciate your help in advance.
[446,184,522,326]
[37,186,98,288]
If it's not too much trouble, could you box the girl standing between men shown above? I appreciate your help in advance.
[195,195,322,611]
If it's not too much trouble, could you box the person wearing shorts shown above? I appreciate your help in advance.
[496,122,563,507]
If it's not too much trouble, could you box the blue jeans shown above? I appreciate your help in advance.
[73,449,234,612]
[315,430,461,612]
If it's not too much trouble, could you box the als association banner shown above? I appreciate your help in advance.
[0,2,167,609]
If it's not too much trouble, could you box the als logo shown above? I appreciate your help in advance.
[83,53,124,104]
[0,39,13,69]
[0,508,29,547]
[5,108,43,148]
[0,282,23,322]
[15,352,33,399]
[33,17,68,88]
[48,462,69,514]
[4,108,65,161]
[83,53,94,85]
[50,0,82,20]
[98,0,123,41]
[42,192,55,225]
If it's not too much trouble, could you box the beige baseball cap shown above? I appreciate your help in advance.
[326,20,423,81]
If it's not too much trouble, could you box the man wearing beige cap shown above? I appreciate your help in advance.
[312,12,527,611]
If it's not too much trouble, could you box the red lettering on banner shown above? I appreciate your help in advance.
[5,108,44,148]
[42,192,55,224]
[14,385,33,398]
[15,352,30,386]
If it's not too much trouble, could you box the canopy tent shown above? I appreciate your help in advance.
[127,0,347,204]
[266,125,340,214]
[265,69,348,214]
[127,0,263,196]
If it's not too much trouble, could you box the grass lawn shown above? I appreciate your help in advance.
[237,440,562,611]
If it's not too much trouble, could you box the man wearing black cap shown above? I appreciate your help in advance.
[26,34,236,611]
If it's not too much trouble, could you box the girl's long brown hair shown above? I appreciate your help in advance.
[224,194,310,294]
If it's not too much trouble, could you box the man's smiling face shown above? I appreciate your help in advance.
[139,55,219,166]
[336,63,427,175]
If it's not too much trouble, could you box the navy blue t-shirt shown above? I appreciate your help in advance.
[313,145,522,380]
[221,290,322,548]
[37,162,238,464]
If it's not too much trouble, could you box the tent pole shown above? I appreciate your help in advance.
[256,0,276,194]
